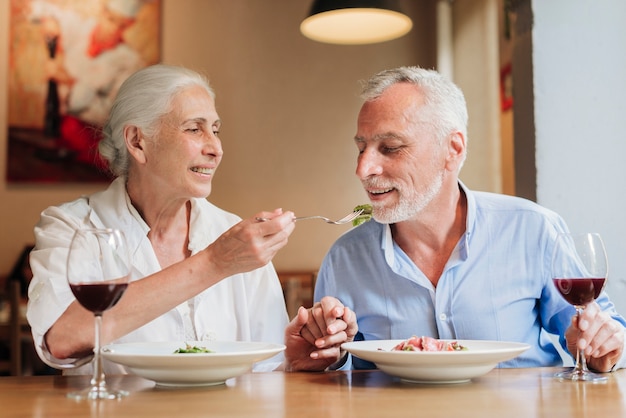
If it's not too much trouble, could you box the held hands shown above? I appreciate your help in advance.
[205,209,295,278]
[565,301,625,372]
[283,296,358,372]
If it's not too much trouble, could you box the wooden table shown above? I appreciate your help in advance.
[0,368,624,417]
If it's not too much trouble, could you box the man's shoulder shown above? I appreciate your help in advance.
[331,219,383,248]
[471,190,564,227]
[473,190,551,212]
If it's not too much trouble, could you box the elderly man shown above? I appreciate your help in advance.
[284,66,626,374]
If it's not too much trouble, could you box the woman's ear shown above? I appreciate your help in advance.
[124,125,147,164]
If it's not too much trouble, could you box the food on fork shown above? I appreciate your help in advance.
[352,204,373,226]
[391,336,467,352]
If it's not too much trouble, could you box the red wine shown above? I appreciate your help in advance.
[553,278,606,307]
[70,282,128,315]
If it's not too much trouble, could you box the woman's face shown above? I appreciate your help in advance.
[142,85,223,200]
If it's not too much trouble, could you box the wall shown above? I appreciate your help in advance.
[0,0,508,276]
[532,0,626,313]
[510,0,536,202]
[452,0,502,193]
[1,0,449,274]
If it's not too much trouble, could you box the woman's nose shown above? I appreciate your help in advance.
[204,133,224,157]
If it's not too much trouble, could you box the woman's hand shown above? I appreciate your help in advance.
[283,297,358,371]
[204,208,295,278]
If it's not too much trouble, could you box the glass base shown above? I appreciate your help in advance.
[67,386,129,400]
[554,368,608,383]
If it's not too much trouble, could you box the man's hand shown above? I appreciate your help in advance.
[565,301,625,372]
[283,297,358,371]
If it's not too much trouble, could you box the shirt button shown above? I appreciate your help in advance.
[30,282,45,300]
[439,313,447,321]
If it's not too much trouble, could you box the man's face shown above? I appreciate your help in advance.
[354,83,447,224]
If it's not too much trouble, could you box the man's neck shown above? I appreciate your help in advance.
[391,185,467,286]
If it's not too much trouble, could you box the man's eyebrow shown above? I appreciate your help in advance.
[354,133,402,142]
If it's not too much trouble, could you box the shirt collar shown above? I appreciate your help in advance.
[459,180,475,241]
[381,180,474,265]
[187,199,212,254]
[124,188,150,235]
[120,185,209,255]
[458,180,473,260]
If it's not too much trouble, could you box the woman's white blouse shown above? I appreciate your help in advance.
[27,178,289,374]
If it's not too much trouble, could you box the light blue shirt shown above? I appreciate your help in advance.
[315,182,626,369]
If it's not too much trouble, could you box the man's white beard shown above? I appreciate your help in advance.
[372,170,445,224]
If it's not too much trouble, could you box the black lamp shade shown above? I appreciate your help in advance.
[301,0,413,45]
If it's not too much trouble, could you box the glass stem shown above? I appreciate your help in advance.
[90,313,106,394]
[574,307,587,374]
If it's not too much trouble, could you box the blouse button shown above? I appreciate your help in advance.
[30,282,45,300]
[202,332,217,341]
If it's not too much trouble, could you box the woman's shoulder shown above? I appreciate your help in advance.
[40,195,91,223]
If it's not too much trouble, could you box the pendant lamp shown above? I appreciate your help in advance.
[300,0,413,45]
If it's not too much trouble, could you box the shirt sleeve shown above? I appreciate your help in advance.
[27,200,94,370]
[245,263,289,372]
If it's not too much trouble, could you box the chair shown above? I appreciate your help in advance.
[0,281,10,374]
[9,280,26,376]
[0,280,33,376]
[0,280,22,375]
[277,271,317,318]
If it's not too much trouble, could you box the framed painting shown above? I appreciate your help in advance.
[6,0,161,183]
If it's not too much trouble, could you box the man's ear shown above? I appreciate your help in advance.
[445,131,466,172]
[124,125,147,164]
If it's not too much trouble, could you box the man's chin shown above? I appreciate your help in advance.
[372,209,396,224]
[373,206,420,224]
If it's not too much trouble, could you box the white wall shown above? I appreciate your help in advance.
[533,0,626,313]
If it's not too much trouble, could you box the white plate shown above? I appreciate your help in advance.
[341,339,530,384]
[101,341,285,387]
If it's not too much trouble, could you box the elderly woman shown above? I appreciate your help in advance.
[27,64,296,374]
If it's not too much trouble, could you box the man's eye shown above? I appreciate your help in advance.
[212,129,220,135]
[382,146,400,153]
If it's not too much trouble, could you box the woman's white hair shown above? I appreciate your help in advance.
[99,64,215,178]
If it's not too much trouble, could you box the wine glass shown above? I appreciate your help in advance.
[551,232,608,382]
[66,228,131,400]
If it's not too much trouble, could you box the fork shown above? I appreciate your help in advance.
[256,208,364,225]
